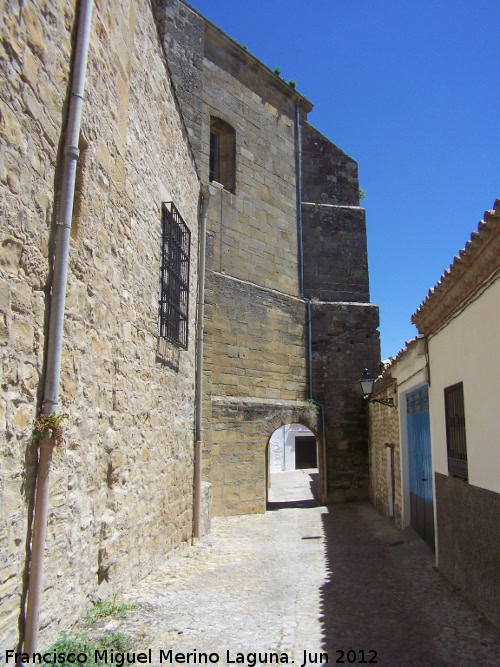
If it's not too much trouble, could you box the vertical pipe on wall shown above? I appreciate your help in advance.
[193,184,214,539]
[295,101,305,297]
[23,0,94,654]
[295,100,328,502]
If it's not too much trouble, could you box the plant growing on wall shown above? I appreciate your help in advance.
[32,413,68,446]
[305,398,319,412]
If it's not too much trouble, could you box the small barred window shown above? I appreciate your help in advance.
[158,202,191,349]
[444,381,468,481]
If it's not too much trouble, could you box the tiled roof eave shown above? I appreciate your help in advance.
[411,199,500,335]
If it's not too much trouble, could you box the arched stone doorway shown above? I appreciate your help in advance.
[208,401,322,516]
[266,420,323,507]
[269,424,317,472]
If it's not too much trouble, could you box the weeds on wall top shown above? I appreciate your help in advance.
[272,66,298,90]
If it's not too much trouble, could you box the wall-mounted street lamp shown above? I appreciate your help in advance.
[359,369,395,407]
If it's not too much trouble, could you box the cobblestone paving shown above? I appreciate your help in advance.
[99,470,500,667]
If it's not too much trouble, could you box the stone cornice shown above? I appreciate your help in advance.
[411,199,500,336]
[202,15,314,114]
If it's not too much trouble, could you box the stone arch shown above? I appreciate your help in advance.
[262,404,318,439]
[260,404,325,505]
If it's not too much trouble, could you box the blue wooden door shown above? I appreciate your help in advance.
[407,386,434,548]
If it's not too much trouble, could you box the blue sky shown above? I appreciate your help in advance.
[188,0,499,360]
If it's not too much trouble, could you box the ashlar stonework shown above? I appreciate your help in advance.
[154,0,380,514]
[1,0,199,650]
[1,0,380,651]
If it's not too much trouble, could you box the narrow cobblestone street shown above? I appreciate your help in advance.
[103,470,500,667]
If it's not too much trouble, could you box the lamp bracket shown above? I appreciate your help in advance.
[367,397,395,408]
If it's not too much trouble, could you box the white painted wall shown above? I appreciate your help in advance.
[269,424,315,472]
[428,278,500,493]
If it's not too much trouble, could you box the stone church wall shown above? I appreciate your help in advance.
[301,124,380,501]
[199,26,314,514]
[1,0,199,649]
[157,1,380,513]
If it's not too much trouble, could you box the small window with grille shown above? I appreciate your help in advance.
[158,202,191,350]
[444,381,468,481]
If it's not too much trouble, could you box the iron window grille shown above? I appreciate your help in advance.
[444,381,468,480]
[158,202,191,350]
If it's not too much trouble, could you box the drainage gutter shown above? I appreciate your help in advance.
[295,100,328,503]
[23,0,94,653]
[193,184,215,539]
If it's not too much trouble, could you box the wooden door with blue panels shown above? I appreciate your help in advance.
[407,386,434,548]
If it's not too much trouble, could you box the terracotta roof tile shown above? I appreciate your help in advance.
[411,199,500,334]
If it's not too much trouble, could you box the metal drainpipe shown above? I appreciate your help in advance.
[23,0,94,654]
[193,184,215,539]
[295,101,305,297]
[295,100,328,502]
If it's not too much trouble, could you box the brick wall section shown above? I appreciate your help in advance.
[205,272,307,402]
[201,68,300,295]
[367,379,403,526]
[1,0,199,649]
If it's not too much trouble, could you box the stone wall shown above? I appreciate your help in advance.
[205,272,307,402]
[1,0,199,649]
[210,400,317,515]
[301,123,360,207]
[301,125,380,502]
[204,262,312,514]
[151,0,205,162]
[198,44,311,512]
[148,1,380,513]
[367,377,402,526]
[311,303,380,501]
[302,204,370,303]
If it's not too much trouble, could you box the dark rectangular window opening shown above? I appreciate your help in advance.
[209,117,236,193]
[444,381,468,481]
[158,202,191,350]
[209,131,218,184]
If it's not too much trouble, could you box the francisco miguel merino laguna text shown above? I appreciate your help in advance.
[5,648,316,666]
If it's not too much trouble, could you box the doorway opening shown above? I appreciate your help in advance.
[267,424,319,508]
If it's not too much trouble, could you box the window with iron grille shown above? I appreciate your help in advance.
[444,381,468,480]
[158,202,191,349]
